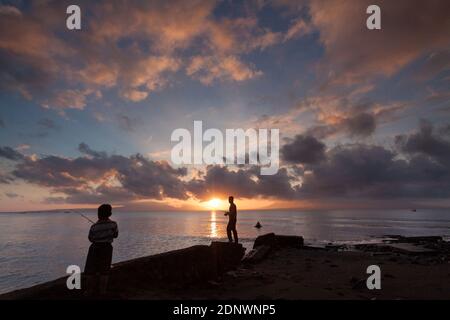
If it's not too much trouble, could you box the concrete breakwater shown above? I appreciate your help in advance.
[1,241,246,300]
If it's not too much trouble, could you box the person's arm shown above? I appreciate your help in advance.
[88,225,95,243]
[113,223,119,238]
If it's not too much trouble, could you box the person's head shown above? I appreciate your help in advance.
[228,196,234,204]
[98,204,112,220]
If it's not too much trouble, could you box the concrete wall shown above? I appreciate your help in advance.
[1,242,245,300]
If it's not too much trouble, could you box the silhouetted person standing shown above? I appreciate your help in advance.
[224,196,238,243]
[84,204,118,296]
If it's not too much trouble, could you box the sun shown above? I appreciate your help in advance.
[206,198,222,210]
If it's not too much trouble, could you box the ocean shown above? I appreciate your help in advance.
[1,209,450,294]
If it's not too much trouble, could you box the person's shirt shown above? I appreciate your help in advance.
[88,219,119,244]
[228,203,237,221]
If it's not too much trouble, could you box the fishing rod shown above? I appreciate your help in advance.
[75,212,95,224]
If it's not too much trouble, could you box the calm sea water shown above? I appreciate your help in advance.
[1,209,450,294]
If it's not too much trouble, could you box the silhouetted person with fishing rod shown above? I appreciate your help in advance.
[224,196,238,244]
[84,204,118,296]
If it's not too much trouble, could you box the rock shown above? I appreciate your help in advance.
[275,235,304,248]
[211,242,246,275]
[253,233,304,249]
[253,233,276,248]
[242,245,271,264]
[395,236,442,244]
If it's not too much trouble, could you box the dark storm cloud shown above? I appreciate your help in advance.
[193,129,450,201]
[276,120,450,200]
[300,144,450,199]
[3,119,450,204]
[249,166,296,199]
[45,185,138,205]
[0,146,24,161]
[187,166,259,200]
[8,143,188,204]
[186,165,296,200]
[395,120,450,166]
[281,135,326,164]
[344,113,376,137]
[438,124,450,137]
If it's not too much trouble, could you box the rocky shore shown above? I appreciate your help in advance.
[2,234,450,300]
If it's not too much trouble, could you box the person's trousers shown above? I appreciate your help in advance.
[227,221,238,243]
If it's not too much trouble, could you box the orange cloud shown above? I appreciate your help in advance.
[307,0,450,84]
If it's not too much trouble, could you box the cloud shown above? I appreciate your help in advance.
[344,113,376,137]
[0,3,72,101]
[16,144,30,152]
[41,89,93,111]
[0,146,24,161]
[300,143,450,199]
[395,120,450,167]
[0,0,283,107]
[281,135,326,164]
[284,18,312,41]
[120,89,148,102]
[0,5,22,16]
[2,0,448,111]
[5,192,20,198]
[305,0,450,84]
[2,119,450,205]
[78,143,107,158]
[7,143,189,204]
[186,165,295,200]
[186,55,262,85]
[0,173,13,184]
[253,92,381,140]
[120,56,181,95]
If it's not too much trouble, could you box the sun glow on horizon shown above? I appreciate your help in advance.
[205,198,223,210]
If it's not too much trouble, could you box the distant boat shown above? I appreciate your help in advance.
[254,221,262,229]
[411,209,417,212]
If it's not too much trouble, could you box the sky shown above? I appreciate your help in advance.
[0,0,450,212]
